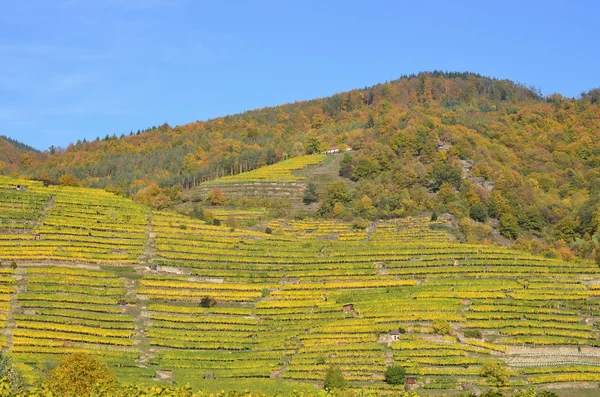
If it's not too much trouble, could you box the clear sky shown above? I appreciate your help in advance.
[1,0,598,151]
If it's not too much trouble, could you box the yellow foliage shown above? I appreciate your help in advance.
[332,202,345,217]
[208,188,228,205]
[467,191,481,207]
[134,182,173,209]
[459,217,492,243]
[59,173,80,187]
[44,353,115,397]
[133,182,179,209]
[437,182,456,204]
[556,245,575,261]
[355,195,376,217]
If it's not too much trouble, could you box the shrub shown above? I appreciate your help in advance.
[352,217,369,230]
[59,173,80,187]
[464,329,482,339]
[191,204,204,220]
[432,319,451,335]
[151,193,173,209]
[459,217,492,244]
[323,366,346,390]
[480,361,509,387]
[208,189,228,205]
[200,296,217,308]
[384,366,406,385]
[133,182,174,209]
[203,210,215,223]
[437,182,457,203]
[226,215,239,229]
[510,388,536,397]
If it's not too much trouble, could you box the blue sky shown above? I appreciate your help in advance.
[1,0,598,151]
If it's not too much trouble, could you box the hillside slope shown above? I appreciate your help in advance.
[0,176,599,392]
[2,72,544,188]
[0,136,38,173]
[4,71,600,262]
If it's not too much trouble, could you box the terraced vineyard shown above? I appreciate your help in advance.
[267,217,452,242]
[0,175,599,393]
[204,155,326,184]
[182,154,326,203]
[205,207,267,226]
[11,266,149,383]
[0,177,146,264]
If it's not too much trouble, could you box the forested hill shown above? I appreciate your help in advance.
[4,71,568,193]
[3,72,600,262]
[0,135,38,173]
[6,73,599,194]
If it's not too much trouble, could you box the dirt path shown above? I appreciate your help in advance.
[2,268,27,351]
[366,221,377,241]
[384,351,394,365]
[25,194,56,232]
[131,212,155,364]
[42,195,55,214]
[138,212,156,268]
[33,194,56,229]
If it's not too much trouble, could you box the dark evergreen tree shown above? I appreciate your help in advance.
[303,182,318,204]
[469,204,488,222]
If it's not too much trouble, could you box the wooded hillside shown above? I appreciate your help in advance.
[0,136,38,174]
[2,72,600,261]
